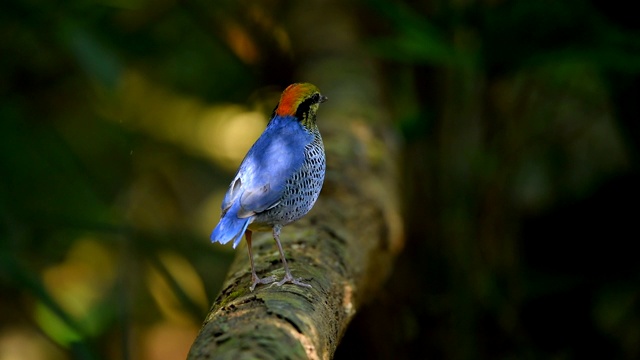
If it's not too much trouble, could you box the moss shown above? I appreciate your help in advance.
[215,288,247,311]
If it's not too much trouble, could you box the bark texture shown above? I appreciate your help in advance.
[188,2,404,359]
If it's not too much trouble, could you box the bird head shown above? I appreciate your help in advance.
[274,83,327,128]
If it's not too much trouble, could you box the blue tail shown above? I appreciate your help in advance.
[210,202,251,249]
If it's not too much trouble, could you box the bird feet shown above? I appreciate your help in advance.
[274,273,312,289]
[250,274,277,292]
[249,272,312,291]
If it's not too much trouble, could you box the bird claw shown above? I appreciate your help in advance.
[274,273,312,289]
[250,274,277,291]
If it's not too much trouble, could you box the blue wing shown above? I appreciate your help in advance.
[223,117,309,217]
[211,116,310,247]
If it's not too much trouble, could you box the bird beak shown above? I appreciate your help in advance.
[319,95,328,103]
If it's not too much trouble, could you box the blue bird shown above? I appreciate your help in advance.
[211,83,327,291]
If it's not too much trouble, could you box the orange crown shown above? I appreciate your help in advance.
[275,83,320,116]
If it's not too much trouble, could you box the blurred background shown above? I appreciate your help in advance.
[1,0,639,359]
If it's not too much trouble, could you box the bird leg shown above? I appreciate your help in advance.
[272,225,312,288]
[245,230,276,291]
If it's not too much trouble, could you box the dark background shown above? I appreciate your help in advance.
[1,0,639,359]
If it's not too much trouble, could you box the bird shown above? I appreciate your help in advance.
[210,83,327,291]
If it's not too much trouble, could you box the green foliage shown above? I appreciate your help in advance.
[338,0,640,359]
[0,0,270,358]
[367,0,477,67]
[2,0,640,358]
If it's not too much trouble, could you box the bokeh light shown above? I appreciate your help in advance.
[2,0,640,359]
